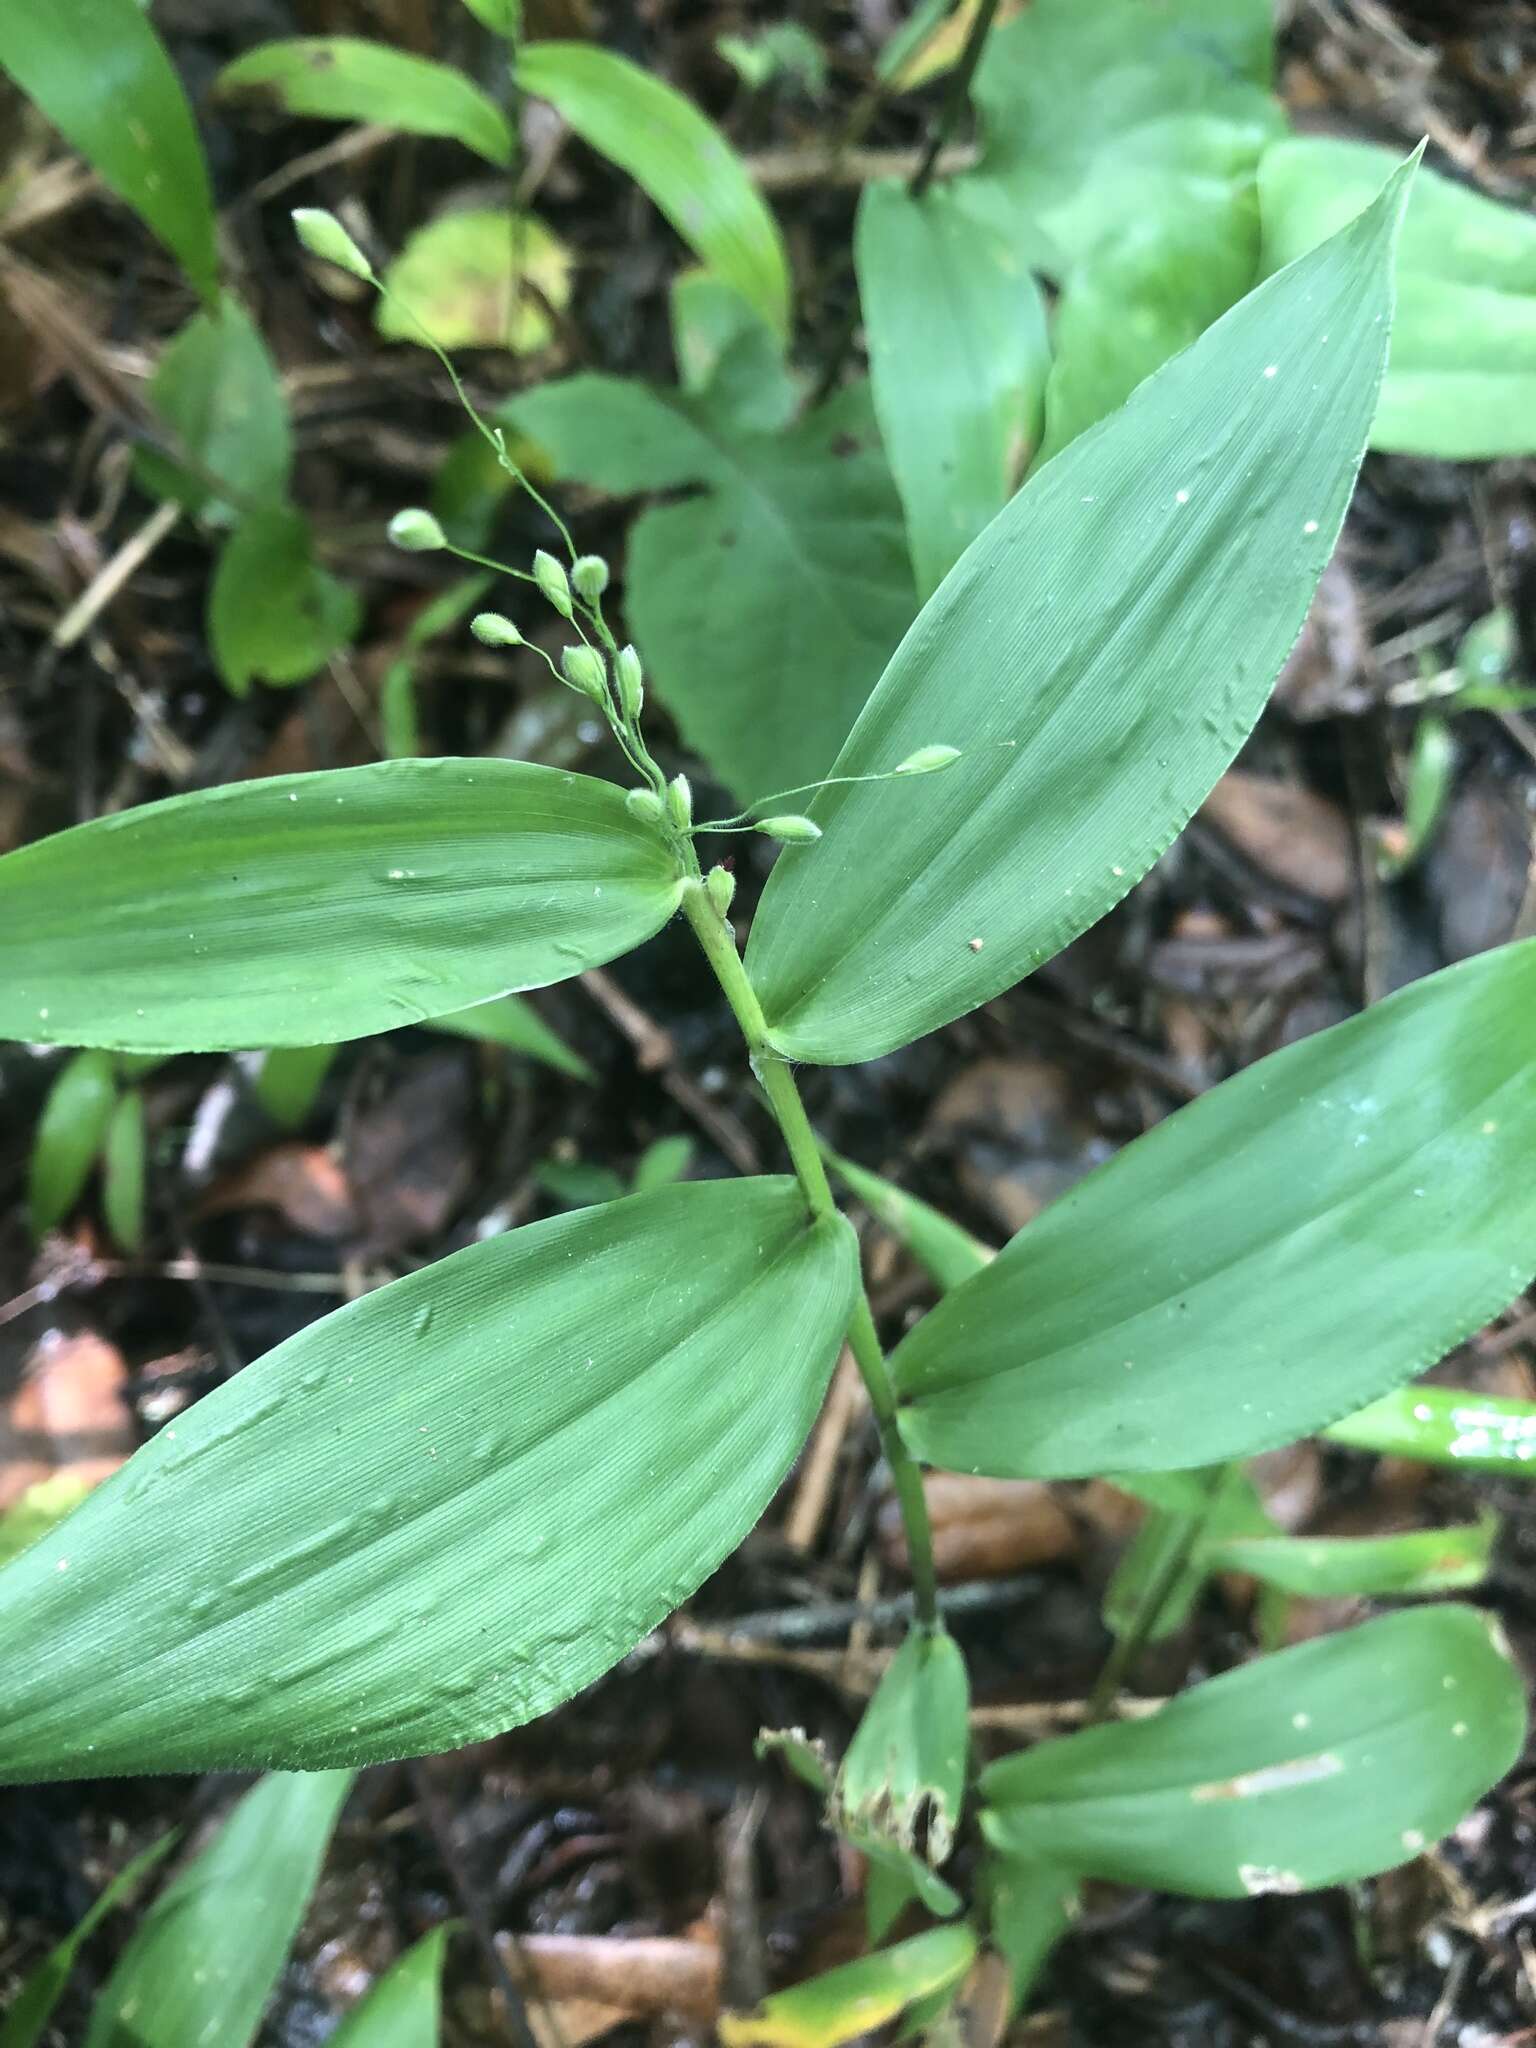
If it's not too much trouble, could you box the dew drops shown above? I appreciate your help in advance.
[1303,520,1320,534]
[1175,489,1190,505]
[1401,1829,1425,1852]
[1452,1721,1468,1738]
[1292,1711,1311,1730]
[1263,365,1278,379]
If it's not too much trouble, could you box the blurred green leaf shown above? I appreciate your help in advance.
[823,1151,990,1295]
[0,0,218,299]
[1380,713,1455,877]
[1259,137,1536,458]
[101,1086,146,1253]
[0,1832,176,2048]
[670,271,800,435]
[982,1606,1524,1896]
[28,1049,117,1238]
[328,1925,451,2046]
[519,41,791,339]
[216,38,513,165]
[985,1856,1077,2018]
[719,1926,977,2048]
[0,1475,95,1573]
[1103,1468,1268,1645]
[252,1042,340,1129]
[137,295,291,520]
[83,1772,353,2047]
[632,1134,694,1193]
[894,942,1536,1479]
[428,995,593,1080]
[1209,1515,1497,1599]
[0,760,685,1053]
[510,374,913,799]
[209,506,360,695]
[747,161,1412,1063]
[0,1181,856,1776]
[857,179,1049,595]
[458,0,520,33]
[716,24,826,97]
[1326,1384,1536,1474]
[376,209,571,352]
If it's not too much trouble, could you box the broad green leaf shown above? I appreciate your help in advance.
[1209,1516,1497,1599]
[509,375,914,799]
[856,179,1048,595]
[252,1042,340,1128]
[0,1833,175,2048]
[329,1925,450,2047]
[1259,137,1536,458]
[0,0,218,300]
[101,1086,146,1253]
[1035,167,1259,463]
[376,209,571,353]
[968,0,1276,274]
[892,942,1536,1479]
[0,1180,855,1777]
[137,295,292,520]
[1326,1385,1536,1474]
[985,1857,1077,2017]
[83,1772,353,2048]
[982,1606,1524,1897]
[719,1926,977,2048]
[518,42,791,340]
[0,759,684,1054]
[209,506,361,695]
[28,1050,116,1237]
[428,995,593,1080]
[671,272,801,436]
[747,159,1414,1064]
[215,38,513,165]
[823,1150,991,1295]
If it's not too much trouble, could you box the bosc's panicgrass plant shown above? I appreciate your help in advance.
[1,160,1534,2025]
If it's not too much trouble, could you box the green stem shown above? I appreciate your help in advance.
[680,879,939,1630]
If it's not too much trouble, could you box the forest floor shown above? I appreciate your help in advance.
[3,1,1536,2042]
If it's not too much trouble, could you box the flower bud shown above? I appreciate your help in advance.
[471,612,523,647]
[756,814,821,844]
[706,865,736,917]
[388,508,447,553]
[291,207,373,280]
[560,644,608,699]
[895,743,961,775]
[615,644,644,722]
[571,553,610,601]
[666,774,693,831]
[625,787,665,824]
[534,549,573,618]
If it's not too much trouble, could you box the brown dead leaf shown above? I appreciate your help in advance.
[198,1143,358,1240]
[880,1473,1076,1582]
[497,1932,721,2022]
[341,1047,476,1253]
[1,1327,133,1511]
[926,1057,1111,1235]
[1199,772,1354,904]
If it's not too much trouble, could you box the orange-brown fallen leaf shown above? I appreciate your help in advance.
[1,1327,133,1512]
[497,1931,721,2022]
[198,1143,357,1240]
[880,1473,1077,1582]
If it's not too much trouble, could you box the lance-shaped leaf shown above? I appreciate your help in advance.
[0,1179,856,1778]
[834,1625,968,1865]
[329,1925,450,2047]
[518,42,791,341]
[1208,1515,1497,1599]
[0,1833,174,2048]
[1326,1384,1536,1475]
[27,1050,117,1237]
[746,156,1414,1065]
[83,1771,353,2048]
[856,178,1048,596]
[0,759,684,1053]
[981,1606,1524,1897]
[215,38,513,165]
[892,941,1536,1479]
[719,1925,977,2048]
[0,0,218,301]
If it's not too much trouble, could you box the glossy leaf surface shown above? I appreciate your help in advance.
[27,1051,116,1238]
[0,0,218,299]
[1260,136,1536,458]
[329,1926,449,2047]
[518,42,791,340]
[0,759,684,1054]
[856,179,1048,595]
[510,376,912,798]
[982,1607,1523,1897]
[0,1181,855,1777]
[747,161,1412,1063]
[894,942,1536,1478]
[137,295,292,519]
[216,38,513,165]
[83,1772,353,2047]
[1326,1385,1536,1475]
[719,1926,977,2048]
